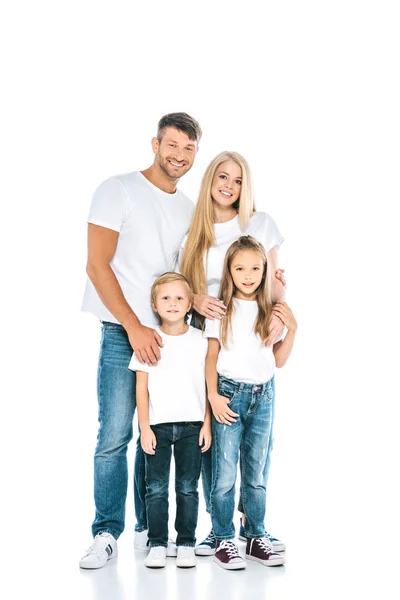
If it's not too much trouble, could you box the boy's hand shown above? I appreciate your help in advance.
[209,393,239,425]
[265,313,285,347]
[199,422,212,452]
[141,427,157,455]
[272,301,297,332]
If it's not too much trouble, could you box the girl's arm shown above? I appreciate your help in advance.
[272,302,298,367]
[206,338,239,425]
[136,371,157,455]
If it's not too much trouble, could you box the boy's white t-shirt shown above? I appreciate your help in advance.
[204,299,276,384]
[129,326,208,425]
[179,212,283,298]
[82,171,194,327]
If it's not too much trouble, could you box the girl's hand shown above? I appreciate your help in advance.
[275,268,286,288]
[193,294,226,320]
[272,302,297,332]
[141,427,157,455]
[265,313,285,347]
[199,422,212,452]
[209,393,239,425]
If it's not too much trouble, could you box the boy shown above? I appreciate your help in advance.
[129,273,211,568]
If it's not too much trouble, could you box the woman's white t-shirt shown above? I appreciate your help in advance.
[204,299,276,384]
[179,212,283,298]
[128,326,208,425]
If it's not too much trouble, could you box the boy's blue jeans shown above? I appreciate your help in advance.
[210,375,274,540]
[145,422,203,547]
[92,322,147,539]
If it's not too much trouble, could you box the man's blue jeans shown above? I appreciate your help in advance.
[210,375,274,540]
[145,422,202,547]
[92,322,147,539]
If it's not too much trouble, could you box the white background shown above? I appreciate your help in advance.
[2,1,400,599]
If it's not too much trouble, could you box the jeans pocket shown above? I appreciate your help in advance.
[219,386,239,405]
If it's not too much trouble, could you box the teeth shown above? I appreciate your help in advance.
[170,161,183,167]
[220,191,231,197]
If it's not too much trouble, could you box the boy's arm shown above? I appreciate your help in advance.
[272,302,297,367]
[206,338,239,425]
[136,371,157,455]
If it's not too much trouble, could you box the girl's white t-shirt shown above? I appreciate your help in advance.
[204,299,276,384]
[179,212,283,298]
[128,326,207,425]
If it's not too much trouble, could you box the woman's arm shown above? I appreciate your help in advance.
[272,302,298,367]
[266,245,286,304]
[206,339,239,425]
[136,371,157,454]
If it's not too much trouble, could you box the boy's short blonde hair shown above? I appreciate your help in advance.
[151,272,194,305]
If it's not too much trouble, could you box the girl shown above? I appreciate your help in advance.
[179,151,287,553]
[204,236,297,570]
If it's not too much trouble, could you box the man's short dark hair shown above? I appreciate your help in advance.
[157,112,202,143]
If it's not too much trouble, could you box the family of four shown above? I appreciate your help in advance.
[80,112,297,571]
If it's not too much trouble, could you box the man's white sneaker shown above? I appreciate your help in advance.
[79,532,117,569]
[134,529,149,551]
[176,546,196,568]
[145,546,167,568]
[134,529,177,556]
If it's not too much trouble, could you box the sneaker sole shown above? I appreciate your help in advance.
[79,554,117,569]
[238,534,286,553]
[145,563,166,568]
[176,561,197,568]
[195,547,215,556]
[213,556,246,570]
[246,554,285,567]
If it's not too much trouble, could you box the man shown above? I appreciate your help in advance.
[79,113,202,569]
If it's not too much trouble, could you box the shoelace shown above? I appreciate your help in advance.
[204,530,216,544]
[86,533,112,556]
[218,540,240,558]
[256,537,273,553]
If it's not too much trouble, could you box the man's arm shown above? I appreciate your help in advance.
[86,223,162,365]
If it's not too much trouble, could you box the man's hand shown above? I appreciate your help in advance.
[209,392,239,425]
[265,313,285,347]
[127,324,163,366]
[141,426,157,455]
[199,422,212,452]
[193,294,226,320]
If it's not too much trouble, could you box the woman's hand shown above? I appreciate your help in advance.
[265,313,285,347]
[209,392,239,425]
[141,426,157,455]
[193,294,226,320]
[275,268,286,288]
[272,301,297,332]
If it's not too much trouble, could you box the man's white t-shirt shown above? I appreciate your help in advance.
[128,326,208,425]
[179,212,283,298]
[82,171,194,327]
[204,299,276,384]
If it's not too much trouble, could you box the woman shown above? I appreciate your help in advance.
[179,151,287,555]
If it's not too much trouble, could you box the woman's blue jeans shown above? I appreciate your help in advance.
[91,322,147,539]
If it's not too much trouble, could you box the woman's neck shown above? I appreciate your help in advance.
[213,203,237,224]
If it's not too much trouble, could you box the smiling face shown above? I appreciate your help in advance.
[211,159,242,209]
[152,127,197,180]
[152,280,192,323]
[230,249,265,300]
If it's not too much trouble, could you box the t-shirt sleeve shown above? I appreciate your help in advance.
[176,233,188,273]
[258,213,284,252]
[88,177,130,232]
[203,318,221,340]
[128,352,151,373]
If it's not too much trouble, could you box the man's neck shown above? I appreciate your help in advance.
[141,165,178,194]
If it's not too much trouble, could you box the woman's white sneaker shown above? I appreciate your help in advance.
[79,532,118,569]
[145,546,167,568]
[176,546,196,568]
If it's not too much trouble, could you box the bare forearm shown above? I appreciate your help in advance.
[87,263,140,330]
[136,386,150,430]
[274,330,296,367]
[206,355,219,400]
[271,277,286,304]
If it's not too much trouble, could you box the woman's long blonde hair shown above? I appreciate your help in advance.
[180,151,256,300]
[219,236,272,349]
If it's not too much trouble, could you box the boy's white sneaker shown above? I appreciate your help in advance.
[134,529,177,557]
[176,546,196,568]
[79,532,117,569]
[145,546,167,568]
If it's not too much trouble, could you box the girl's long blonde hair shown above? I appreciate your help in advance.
[219,236,272,349]
[180,151,256,301]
